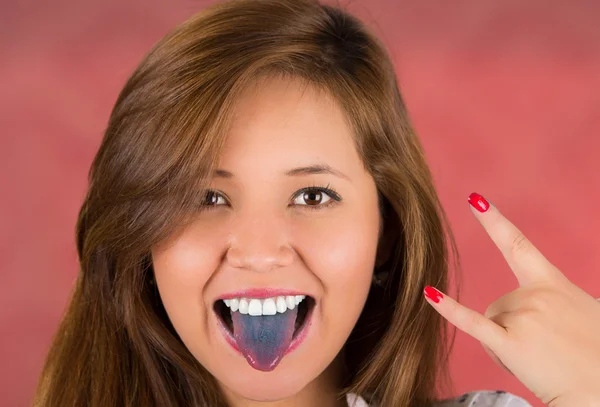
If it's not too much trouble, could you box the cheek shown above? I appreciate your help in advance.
[293,213,379,356]
[293,204,380,286]
[317,229,377,290]
[153,236,216,290]
[151,228,223,334]
[292,208,379,313]
[152,216,229,285]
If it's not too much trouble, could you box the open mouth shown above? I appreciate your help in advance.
[214,295,315,341]
[213,293,316,371]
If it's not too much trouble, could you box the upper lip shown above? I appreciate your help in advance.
[216,288,312,302]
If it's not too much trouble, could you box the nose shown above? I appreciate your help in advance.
[225,210,295,273]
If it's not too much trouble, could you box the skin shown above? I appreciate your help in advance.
[151,76,383,406]
[426,196,600,407]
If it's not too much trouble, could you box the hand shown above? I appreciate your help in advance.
[423,192,600,407]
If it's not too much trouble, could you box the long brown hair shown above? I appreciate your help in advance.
[33,0,462,405]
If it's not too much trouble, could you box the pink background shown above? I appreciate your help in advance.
[2,0,599,406]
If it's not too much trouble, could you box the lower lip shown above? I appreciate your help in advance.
[216,303,314,358]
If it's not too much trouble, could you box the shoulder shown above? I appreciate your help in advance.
[433,390,532,407]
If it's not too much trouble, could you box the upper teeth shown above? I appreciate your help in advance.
[223,295,306,316]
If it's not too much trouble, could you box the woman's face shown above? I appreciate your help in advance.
[151,76,382,402]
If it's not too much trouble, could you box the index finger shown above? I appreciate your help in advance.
[467,192,564,286]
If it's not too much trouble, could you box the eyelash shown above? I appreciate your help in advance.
[200,183,342,212]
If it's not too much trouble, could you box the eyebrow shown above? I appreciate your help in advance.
[214,164,351,182]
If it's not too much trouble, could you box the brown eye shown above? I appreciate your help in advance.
[304,190,322,205]
[202,191,226,207]
[292,189,333,207]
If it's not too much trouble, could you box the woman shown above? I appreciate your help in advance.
[32,0,600,406]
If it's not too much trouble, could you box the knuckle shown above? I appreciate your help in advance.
[526,289,556,312]
[511,233,530,254]
[509,308,540,326]
[461,309,484,332]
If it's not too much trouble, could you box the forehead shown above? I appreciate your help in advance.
[219,76,362,174]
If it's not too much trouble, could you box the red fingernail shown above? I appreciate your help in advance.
[468,192,490,213]
[424,286,443,303]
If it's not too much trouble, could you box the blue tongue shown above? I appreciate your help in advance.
[231,308,298,372]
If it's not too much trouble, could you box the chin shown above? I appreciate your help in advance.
[216,359,315,402]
